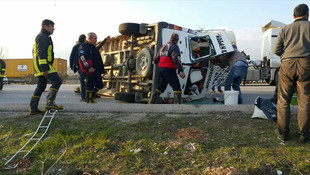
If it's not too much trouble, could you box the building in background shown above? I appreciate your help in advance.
[2,58,67,83]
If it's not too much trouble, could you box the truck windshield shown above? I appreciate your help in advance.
[189,36,215,62]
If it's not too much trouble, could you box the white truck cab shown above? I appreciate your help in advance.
[260,20,286,85]
[99,22,235,103]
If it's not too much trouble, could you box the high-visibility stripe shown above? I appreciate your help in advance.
[39,59,47,63]
[33,40,56,77]
[155,89,162,93]
[174,91,182,93]
[33,42,41,74]
[1,68,5,71]
[39,61,47,65]
[50,88,58,91]
[47,45,52,62]
[34,69,57,77]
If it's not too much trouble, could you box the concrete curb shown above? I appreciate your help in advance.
[0,103,298,115]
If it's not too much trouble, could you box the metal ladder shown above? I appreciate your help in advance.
[4,110,58,169]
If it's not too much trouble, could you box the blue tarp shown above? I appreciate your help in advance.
[254,96,277,121]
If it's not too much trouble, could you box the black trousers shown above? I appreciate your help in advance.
[157,68,181,92]
[0,77,3,90]
[33,72,62,97]
[78,70,86,100]
[86,71,103,91]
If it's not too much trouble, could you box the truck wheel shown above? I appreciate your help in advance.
[274,70,278,86]
[136,48,153,78]
[119,23,140,36]
[115,92,136,103]
[265,79,275,86]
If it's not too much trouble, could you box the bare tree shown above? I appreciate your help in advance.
[0,46,8,59]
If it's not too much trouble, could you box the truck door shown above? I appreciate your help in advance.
[189,31,234,63]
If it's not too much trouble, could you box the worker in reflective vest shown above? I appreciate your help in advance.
[29,19,63,115]
[149,33,185,104]
[0,58,6,90]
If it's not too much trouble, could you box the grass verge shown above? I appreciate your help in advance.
[0,111,309,175]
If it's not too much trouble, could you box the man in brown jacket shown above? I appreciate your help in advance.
[273,4,310,143]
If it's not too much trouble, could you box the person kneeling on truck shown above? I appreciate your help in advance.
[149,33,185,104]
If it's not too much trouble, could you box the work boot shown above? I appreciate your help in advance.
[85,90,93,103]
[148,89,162,104]
[297,132,310,143]
[29,96,46,115]
[174,91,182,104]
[45,89,64,110]
[275,129,289,142]
[91,88,101,103]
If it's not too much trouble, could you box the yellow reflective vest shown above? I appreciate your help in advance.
[32,29,57,77]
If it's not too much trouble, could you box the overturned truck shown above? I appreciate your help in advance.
[98,22,235,103]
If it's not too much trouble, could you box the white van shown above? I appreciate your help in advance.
[99,22,235,103]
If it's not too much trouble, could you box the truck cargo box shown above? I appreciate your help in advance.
[2,58,67,79]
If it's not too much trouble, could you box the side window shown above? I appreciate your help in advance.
[189,36,215,62]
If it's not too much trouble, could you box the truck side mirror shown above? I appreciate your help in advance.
[139,23,148,35]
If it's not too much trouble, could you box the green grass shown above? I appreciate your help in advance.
[0,112,310,175]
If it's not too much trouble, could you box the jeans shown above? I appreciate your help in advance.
[78,70,86,100]
[224,65,248,103]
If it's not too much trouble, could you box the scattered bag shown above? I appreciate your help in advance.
[251,96,277,121]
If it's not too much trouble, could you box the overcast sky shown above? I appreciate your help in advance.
[0,0,307,61]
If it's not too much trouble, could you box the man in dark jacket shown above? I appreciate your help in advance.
[78,32,108,103]
[0,58,6,90]
[69,34,86,101]
[273,4,310,143]
[29,19,63,115]
[149,33,185,104]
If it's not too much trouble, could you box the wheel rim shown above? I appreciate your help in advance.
[139,54,148,71]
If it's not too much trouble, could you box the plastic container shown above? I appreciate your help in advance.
[224,91,239,105]
[291,93,297,105]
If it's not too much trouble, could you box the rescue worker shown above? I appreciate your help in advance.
[69,34,87,101]
[29,19,63,115]
[149,33,185,104]
[210,45,248,104]
[78,32,108,103]
[0,58,6,90]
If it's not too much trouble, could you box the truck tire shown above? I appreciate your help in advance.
[119,23,140,36]
[136,48,153,78]
[265,78,276,86]
[115,92,136,103]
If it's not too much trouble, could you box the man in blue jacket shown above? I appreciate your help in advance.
[78,32,108,103]
[69,34,86,101]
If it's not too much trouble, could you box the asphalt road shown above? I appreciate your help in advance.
[0,84,275,105]
[0,84,282,115]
